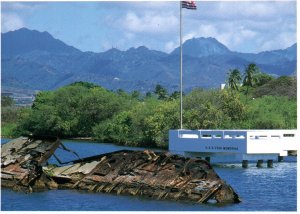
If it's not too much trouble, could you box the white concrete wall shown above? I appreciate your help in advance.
[169,130,247,154]
[246,130,297,156]
[169,129,298,157]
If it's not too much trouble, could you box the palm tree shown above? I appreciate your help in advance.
[227,69,242,91]
[243,63,259,95]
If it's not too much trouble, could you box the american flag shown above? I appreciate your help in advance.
[181,1,197,10]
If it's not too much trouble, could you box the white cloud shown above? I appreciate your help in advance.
[165,40,178,53]
[1,1,295,53]
[259,32,296,51]
[101,40,113,50]
[182,32,197,42]
[240,28,257,39]
[103,1,177,11]
[192,1,296,21]
[2,2,30,10]
[191,25,218,39]
[1,13,24,32]
[127,2,175,10]
[2,2,44,12]
[121,11,178,34]
[1,2,46,33]
[178,1,296,53]
[124,32,135,40]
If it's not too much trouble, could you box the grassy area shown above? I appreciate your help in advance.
[1,123,18,138]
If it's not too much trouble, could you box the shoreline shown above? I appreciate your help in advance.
[65,137,95,141]
[0,136,14,139]
[0,136,96,142]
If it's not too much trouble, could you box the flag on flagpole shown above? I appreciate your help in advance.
[181,1,197,10]
[179,1,196,129]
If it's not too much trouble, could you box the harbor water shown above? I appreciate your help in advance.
[1,138,297,211]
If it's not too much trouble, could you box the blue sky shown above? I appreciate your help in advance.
[1,1,297,53]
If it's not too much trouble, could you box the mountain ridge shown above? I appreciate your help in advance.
[1,28,296,92]
[171,37,231,57]
[2,28,81,58]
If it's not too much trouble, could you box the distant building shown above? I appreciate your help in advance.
[220,83,226,90]
[1,92,35,106]
[13,96,35,107]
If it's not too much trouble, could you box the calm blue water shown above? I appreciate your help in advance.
[1,138,297,211]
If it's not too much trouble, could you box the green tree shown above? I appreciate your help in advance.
[19,83,131,137]
[154,84,168,100]
[145,91,152,98]
[227,69,242,91]
[77,87,129,136]
[1,96,14,107]
[169,91,181,100]
[93,111,133,144]
[183,89,229,129]
[69,81,100,89]
[116,89,126,96]
[184,102,226,129]
[94,97,161,147]
[1,96,17,125]
[242,96,296,129]
[131,90,141,100]
[254,73,274,87]
[243,63,259,97]
[144,100,179,148]
[254,76,296,99]
[218,90,246,121]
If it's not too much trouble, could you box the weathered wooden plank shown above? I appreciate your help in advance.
[52,165,76,176]
[198,184,223,203]
[1,137,28,156]
[60,163,81,175]
[26,141,41,149]
[77,161,100,174]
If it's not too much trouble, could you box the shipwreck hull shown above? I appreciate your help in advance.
[1,137,240,204]
[1,136,60,191]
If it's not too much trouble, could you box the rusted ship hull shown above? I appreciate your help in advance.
[1,137,240,204]
[1,136,60,191]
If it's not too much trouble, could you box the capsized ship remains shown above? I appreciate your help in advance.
[1,136,240,204]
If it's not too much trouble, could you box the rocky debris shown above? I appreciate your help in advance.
[1,137,240,203]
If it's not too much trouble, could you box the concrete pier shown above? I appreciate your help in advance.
[242,160,248,168]
[267,160,273,168]
[205,157,211,163]
[256,160,263,168]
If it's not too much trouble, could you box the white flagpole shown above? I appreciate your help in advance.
[180,1,183,130]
